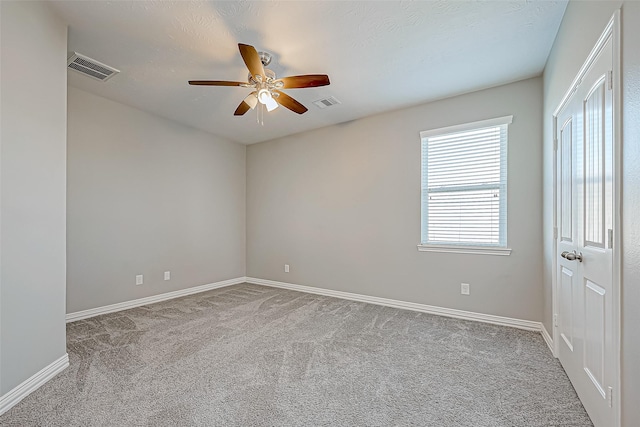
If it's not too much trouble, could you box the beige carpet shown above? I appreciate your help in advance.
[0,283,592,426]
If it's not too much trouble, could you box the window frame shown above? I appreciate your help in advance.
[417,115,513,256]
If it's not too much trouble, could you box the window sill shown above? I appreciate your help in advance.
[417,244,512,256]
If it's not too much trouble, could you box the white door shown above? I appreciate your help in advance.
[555,30,616,427]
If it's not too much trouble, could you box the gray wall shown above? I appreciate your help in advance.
[620,3,640,425]
[0,1,68,394]
[67,88,246,313]
[247,77,543,321]
[543,1,639,424]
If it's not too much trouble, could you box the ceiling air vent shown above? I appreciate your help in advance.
[313,96,341,109]
[67,52,119,82]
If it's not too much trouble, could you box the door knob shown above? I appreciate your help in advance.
[564,250,583,262]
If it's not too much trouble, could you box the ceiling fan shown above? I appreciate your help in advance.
[189,43,330,117]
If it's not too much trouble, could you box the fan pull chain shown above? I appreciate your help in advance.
[257,102,263,125]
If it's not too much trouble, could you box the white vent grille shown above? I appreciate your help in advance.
[313,96,341,109]
[67,52,119,82]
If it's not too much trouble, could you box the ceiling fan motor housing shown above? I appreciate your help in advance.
[249,68,276,85]
[258,51,272,66]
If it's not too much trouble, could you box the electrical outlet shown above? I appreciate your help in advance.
[461,283,470,295]
[164,271,170,281]
[136,275,143,286]
[284,264,290,273]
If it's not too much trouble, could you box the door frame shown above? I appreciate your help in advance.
[551,10,621,426]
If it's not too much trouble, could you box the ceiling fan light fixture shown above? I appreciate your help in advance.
[265,96,279,112]
[257,88,272,104]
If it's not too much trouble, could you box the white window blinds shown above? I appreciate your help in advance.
[420,116,512,248]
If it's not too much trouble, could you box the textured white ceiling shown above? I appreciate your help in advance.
[50,1,567,144]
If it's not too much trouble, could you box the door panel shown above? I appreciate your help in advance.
[584,78,606,248]
[559,266,574,351]
[560,119,573,242]
[584,279,606,397]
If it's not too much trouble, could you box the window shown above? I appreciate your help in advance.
[418,116,512,255]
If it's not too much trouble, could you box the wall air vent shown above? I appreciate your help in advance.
[67,52,120,82]
[313,96,341,109]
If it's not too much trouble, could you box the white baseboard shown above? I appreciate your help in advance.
[246,277,542,332]
[541,323,555,356]
[66,277,246,323]
[67,274,546,334]
[0,353,69,416]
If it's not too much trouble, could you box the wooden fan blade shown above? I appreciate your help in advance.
[276,74,330,89]
[234,101,251,116]
[274,90,308,114]
[238,43,265,80]
[188,80,246,86]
